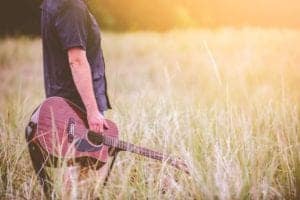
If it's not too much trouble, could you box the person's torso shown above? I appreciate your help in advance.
[40,0,111,111]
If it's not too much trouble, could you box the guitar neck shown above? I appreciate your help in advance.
[103,135,170,162]
[87,132,189,174]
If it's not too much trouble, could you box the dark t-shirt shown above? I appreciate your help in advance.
[40,0,111,111]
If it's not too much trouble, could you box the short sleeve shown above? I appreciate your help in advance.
[54,3,88,50]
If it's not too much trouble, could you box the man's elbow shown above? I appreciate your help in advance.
[68,47,88,69]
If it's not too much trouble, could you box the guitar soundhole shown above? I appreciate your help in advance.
[67,118,75,143]
[87,131,103,146]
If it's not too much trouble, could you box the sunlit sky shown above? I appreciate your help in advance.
[90,0,300,29]
[1,0,300,35]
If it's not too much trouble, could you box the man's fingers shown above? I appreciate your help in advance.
[96,124,101,133]
[99,122,104,133]
[90,124,97,133]
[88,113,108,133]
[90,123,101,133]
[103,120,109,129]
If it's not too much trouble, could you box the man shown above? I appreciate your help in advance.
[39,0,113,198]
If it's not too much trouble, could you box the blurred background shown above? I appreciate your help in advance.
[1,0,300,199]
[1,0,300,35]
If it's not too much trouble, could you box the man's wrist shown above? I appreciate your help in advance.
[86,104,99,115]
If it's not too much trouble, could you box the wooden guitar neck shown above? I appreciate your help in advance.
[87,131,190,174]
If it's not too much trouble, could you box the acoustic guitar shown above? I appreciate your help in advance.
[31,97,189,174]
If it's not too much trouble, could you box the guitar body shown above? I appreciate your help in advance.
[34,97,118,168]
[31,97,189,173]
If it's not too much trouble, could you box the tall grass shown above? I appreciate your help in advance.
[0,28,300,199]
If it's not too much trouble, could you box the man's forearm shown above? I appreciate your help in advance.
[68,48,108,133]
[69,56,98,113]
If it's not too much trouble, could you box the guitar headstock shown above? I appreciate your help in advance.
[169,157,190,175]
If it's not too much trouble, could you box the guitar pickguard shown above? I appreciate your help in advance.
[75,139,102,152]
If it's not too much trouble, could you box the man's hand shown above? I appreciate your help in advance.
[87,110,109,133]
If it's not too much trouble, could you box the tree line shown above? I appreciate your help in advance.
[1,0,299,36]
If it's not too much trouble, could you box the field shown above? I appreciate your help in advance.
[0,28,300,199]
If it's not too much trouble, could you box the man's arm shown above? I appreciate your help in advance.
[68,47,108,133]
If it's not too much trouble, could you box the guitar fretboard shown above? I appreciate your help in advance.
[103,135,168,161]
[87,131,188,173]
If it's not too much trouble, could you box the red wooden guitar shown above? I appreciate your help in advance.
[33,97,189,174]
